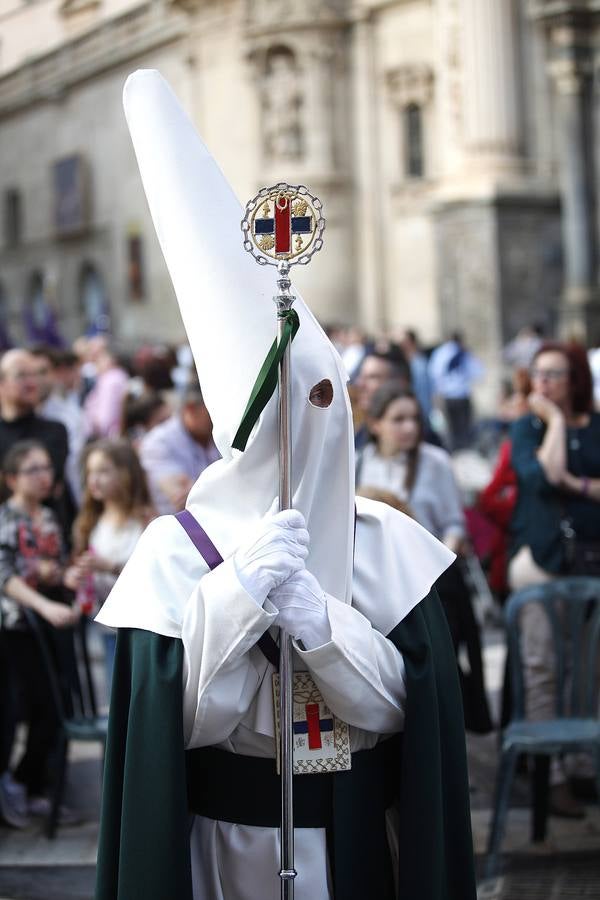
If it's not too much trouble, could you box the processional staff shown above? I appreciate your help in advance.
[236,183,325,898]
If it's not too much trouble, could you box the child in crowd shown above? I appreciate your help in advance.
[69,440,153,687]
[0,441,80,829]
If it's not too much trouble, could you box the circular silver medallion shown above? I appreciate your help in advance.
[241,183,325,267]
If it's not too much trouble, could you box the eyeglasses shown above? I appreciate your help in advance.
[7,371,39,382]
[17,464,53,477]
[530,368,568,381]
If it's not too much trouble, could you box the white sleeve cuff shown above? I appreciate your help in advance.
[195,556,278,654]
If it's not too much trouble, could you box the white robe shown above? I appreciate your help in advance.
[96,496,454,900]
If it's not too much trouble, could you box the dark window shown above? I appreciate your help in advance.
[127,233,145,302]
[80,263,110,333]
[53,154,89,236]
[4,189,22,247]
[404,104,424,179]
[0,281,11,350]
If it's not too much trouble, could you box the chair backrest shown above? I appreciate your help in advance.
[23,609,99,725]
[505,577,600,721]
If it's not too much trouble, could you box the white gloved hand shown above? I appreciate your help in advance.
[269,569,331,649]
[233,508,309,606]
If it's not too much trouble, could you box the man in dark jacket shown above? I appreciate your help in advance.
[0,349,74,540]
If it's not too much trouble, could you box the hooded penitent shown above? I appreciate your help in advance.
[95,71,477,900]
[97,69,452,638]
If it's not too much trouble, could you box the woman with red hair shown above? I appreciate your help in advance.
[509,341,600,816]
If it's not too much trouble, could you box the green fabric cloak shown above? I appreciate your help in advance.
[95,589,476,900]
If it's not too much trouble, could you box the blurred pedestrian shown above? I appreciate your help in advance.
[357,385,465,551]
[0,349,72,541]
[509,341,600,815]
[120,391,171,447]
[132,344,177,393]
[83,342,130,440]
[357,383,492,733]
[588,343,600,411]
[503,323,544,370]
[139,383,219,514]
[34,347,88,506]
[497,367,531,425]
[353,347,411,449]
[428,332,483,451]
[398,329,433,424]
[477,440,518,601]
[338,325,368,381]
[0,441,79,827]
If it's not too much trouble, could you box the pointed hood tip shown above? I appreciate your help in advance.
[123,69,166,111]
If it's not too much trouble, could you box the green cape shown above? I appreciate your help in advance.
[95,589,476,900]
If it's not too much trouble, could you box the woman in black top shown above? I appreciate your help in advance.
[509,341,600,816]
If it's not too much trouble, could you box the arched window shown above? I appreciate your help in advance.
[127,232,145,302]
[404,104,424,179]
[4,188,22,247]
[0,281,12,350]
[79,262,110,335]
[24,270,62,346]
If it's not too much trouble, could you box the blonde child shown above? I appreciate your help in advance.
[70,439,153,685]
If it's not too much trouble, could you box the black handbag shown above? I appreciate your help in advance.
[560,517,600,576]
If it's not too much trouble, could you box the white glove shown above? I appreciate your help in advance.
[269,569,331,650]
[233,508,309,606]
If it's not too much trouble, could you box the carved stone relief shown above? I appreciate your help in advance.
[443,0,463,136]
[434,203,497,348]
[60,0,101,16]
[246,0,346,29]
[260,46,304,162]
[386,63,434,109]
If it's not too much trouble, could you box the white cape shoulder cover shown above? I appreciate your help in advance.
[96,70,454,638]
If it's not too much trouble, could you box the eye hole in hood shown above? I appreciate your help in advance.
[309,379,333,409]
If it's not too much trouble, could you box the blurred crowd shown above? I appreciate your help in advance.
[0,319,599,830]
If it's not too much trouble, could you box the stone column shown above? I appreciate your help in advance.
[434,0,465,181]
[460,0,523,172]
[547,23,599,339]
[349,12,385,332]
[301,42,336,175]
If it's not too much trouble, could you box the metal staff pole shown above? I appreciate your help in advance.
[275,261,296,898]
[241,183,325,900]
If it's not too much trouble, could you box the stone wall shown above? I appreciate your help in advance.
[1,0,594,390]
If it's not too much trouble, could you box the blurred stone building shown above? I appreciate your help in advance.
[0,0,598,392]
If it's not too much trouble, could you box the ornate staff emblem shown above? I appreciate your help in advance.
[241,182,325,267]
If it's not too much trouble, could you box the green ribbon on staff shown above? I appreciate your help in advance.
[232,309,300,452]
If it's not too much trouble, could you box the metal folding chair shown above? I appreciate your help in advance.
[484,577,600,878]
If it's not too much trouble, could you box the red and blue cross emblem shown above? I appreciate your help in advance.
[242,183,324,267]
[253,194,313,256]
[294,702,334,751]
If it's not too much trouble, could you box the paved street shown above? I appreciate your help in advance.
[1,628,599,899]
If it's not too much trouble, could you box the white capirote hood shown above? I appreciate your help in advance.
[97,70,453,636]
[121,68,354,606]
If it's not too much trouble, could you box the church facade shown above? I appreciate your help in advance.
[0,0,598,391]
